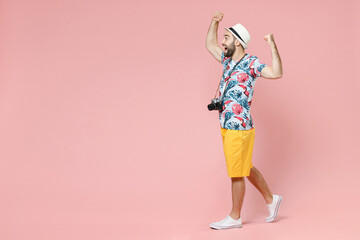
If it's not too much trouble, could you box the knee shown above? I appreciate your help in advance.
[231,177,244,182]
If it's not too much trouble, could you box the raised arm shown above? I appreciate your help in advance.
[205,11,224,63]
[260,33,283,79]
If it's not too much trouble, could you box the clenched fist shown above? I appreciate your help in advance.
[212,11,224,22]
[264,33,275,45]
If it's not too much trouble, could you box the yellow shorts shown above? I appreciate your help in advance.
[220,127,255,177]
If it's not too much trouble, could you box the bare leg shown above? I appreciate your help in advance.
[246,167,273,204]
[229,177,245,220]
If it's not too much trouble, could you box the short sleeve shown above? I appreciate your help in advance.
[250,57,267,78]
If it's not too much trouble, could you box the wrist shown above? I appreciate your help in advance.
[269,41,277,48]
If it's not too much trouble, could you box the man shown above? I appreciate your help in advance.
[205,11,284,230]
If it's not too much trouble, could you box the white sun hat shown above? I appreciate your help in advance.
[224,23,251,49]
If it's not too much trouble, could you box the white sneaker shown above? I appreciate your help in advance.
[265,194,283,223]
[209,215,242,230]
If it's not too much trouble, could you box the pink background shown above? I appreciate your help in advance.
[1,0,359,239]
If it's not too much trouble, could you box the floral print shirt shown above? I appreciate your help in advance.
[219,51,267,130]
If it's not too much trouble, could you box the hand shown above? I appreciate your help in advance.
[264,33,275,45]
[212,11,224,22]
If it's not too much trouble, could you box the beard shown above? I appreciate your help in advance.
[224,41,236,57]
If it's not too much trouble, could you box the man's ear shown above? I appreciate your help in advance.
[235,39,244,50]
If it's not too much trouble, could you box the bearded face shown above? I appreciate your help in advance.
[224,39,236,57]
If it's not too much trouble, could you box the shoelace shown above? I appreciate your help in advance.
[217,216,231,225]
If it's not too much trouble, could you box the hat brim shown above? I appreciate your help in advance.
[224,27,248,49]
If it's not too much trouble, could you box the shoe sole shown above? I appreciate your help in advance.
[265,195,282,223]
[210,224,242,230]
